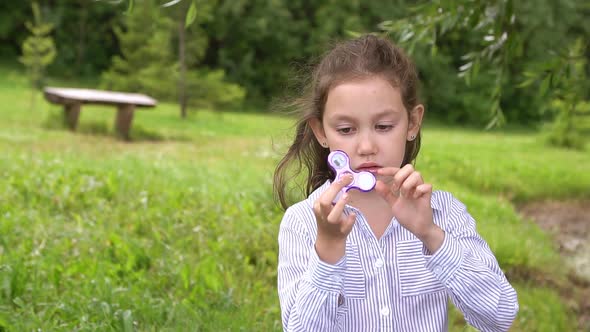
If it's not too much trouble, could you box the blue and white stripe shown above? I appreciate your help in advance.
[277,181,518,331]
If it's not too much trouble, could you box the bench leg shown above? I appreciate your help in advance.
[64,103,81,130]
[116,104,135,140]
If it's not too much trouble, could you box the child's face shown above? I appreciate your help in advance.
[311,76,423,175]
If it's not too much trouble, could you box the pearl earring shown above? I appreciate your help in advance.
[409,135,416,141]
[321,142,328,147]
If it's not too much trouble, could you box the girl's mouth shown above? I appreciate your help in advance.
[356,163,381,173]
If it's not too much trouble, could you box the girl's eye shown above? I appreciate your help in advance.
[336,127,354,134]
[376,124,394,131]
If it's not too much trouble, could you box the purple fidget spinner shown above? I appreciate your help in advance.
[328,150,376,199]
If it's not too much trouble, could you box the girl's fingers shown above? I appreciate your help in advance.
[413,183,433,199]
[377,165,430,202]
[400,171,423,198]
[375,166,400,178]
[340,212,357,234]
[315,174,354,217]
[374,180,399,205]
[326,192,349,224]
[375,167,399,188]
[392,164,415,191]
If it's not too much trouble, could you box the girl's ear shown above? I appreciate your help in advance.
[308,117,328,147]
[407,104,424,140]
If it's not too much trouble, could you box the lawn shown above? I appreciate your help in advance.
[0,63,588,331]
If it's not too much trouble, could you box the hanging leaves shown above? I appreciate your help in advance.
[185,0,197,28]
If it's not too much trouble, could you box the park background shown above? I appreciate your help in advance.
[0,0,589,331]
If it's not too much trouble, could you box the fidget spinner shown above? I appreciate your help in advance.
[328,150,376,199]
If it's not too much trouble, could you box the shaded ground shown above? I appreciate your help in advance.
[518,200,590,331]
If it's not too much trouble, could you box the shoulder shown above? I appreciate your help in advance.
[279,182,330,235]
[431,190,474,229]
[283,199,315,226]
[280,200,317,239]
[431,190,468,213]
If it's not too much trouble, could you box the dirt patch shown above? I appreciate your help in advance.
[518,200,590,330]
[519,200,590,279]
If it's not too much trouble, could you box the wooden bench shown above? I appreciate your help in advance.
[43,87,157,140]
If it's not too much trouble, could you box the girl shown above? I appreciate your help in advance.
[273,34,518,331]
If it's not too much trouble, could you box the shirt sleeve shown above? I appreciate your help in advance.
[423,194,519,332]
[277,207,347,332]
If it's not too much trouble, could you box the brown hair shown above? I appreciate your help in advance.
[273,34,422,210]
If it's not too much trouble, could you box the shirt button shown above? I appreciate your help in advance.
[331,275,342,283]
[433,266,443,276]
[374,258,384,269]
[380,306,390,316]
[338,294,345,306]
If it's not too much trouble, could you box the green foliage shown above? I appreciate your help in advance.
[101,1,174,95]
[160,0,217,67]
[18,2,57,91]
[0,2,34,57]
[204,0,302,103]
[538,39,588,150]
[380,0,590,133]
[49,0,125,77]
[178,68,246,109]
[204,0,398,104]
[3,0,589,130]
[381,0,521,127]
[0,113,286,330]
[511,284,577,331]
[420,125,590,202]
[100,0,242,113]
[1,67,589,330]
[413,48,497,125]
[545,100,589,150]
[184,0,197,27]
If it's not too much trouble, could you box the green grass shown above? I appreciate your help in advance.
[1,64,588,331]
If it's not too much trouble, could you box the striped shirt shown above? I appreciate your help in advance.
[277,181,518,331]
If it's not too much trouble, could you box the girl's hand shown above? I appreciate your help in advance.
[375,164,444,252]
[312,174,357,264]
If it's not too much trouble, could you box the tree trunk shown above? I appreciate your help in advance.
[178,12,187,119]
[76,0,88,75]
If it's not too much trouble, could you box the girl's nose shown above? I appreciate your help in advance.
[357,132,377,155]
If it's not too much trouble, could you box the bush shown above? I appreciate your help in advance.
[545,99,589,150]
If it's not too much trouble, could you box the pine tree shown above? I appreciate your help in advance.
[101,0,245,117]
[19,2,57,108]
[101,0,174,97]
